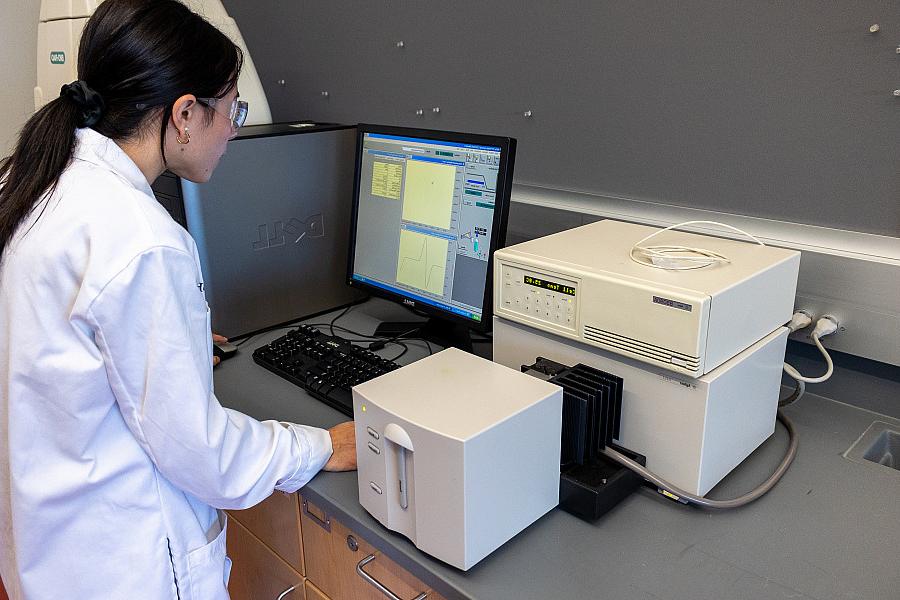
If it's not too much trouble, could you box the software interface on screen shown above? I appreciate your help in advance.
[352,132,503,323]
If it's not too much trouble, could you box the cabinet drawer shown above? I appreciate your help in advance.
[305,580,329,600]
[228,491,304,575]
[300,495,446,600]
[227,518,305,600]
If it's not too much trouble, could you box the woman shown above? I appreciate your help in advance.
[0,1,356,598]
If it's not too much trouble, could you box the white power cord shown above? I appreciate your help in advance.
[778,312,813,405]
[629,220,766,271]
[783,315,839,384]
[785,310,812,334]
[780,312,839,408]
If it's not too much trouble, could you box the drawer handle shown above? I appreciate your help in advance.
[302,499,331,533]
[276,584,297,600]
[356,554,428,600]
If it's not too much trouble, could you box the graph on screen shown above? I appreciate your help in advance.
[401,160,455,230]
[396,229,448,295]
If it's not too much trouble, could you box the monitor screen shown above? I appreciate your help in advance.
[348,125,516,332]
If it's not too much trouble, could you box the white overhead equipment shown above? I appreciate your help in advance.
[35,0,99,111]
[35,0,272,125]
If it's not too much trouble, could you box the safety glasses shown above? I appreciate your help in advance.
[196,96,249,131]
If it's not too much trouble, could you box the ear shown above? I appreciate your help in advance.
[170,94,198,133]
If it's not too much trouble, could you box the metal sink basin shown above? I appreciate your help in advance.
[844,421,900,472]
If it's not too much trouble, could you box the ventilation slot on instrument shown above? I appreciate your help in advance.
[582,325,700,370]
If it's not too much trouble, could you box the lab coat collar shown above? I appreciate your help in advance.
[74,128,155,198]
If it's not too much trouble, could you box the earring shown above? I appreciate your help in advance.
[176,127,190,144]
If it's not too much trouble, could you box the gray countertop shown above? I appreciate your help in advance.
[215,301,900,600]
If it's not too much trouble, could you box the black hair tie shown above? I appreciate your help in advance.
[60,80,106,128]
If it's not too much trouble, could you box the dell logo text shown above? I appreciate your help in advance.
[252,213,325,250]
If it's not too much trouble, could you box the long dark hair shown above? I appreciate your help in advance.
[0,0,243,258]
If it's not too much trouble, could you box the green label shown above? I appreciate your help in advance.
[50,51,66,64]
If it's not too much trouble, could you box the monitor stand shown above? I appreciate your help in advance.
[373,319,473,353]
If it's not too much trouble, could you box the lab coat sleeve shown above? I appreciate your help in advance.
[86,245,333,509]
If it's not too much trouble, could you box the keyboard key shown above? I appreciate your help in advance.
[252,326,401,417]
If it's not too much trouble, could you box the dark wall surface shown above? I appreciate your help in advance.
[223,1,900,237]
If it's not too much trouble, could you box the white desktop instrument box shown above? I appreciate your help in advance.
[494,316,789,496]
[494,220,800,377]
[353,348,563,570]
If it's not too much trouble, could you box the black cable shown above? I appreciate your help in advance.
[232,296,371,348]
[307,323,383,340]
[778,380,805,407]
[324,323,431,356]
[370,335,434,355]
[295,321,416,352]
[234,337,254,348]
[367,327,422,351]
[329,304,354,337]
[244,303,434,360]
[234,323,299,348]
[400,337,434,355]
[389,342,410,361]
[247,321,436,359]
[236,321,367,348]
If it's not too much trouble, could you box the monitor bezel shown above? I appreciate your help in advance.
[347,123,516,334]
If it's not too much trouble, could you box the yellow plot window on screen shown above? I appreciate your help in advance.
[396,229,448,296]
[401,160,455,230]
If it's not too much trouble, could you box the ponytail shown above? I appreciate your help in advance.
[0,96,81,257]
[0,0,242,259]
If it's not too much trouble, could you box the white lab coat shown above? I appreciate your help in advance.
[0,128,333,599]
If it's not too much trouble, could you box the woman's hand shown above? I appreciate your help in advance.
[324,421,357,471]
[212,333,228,366]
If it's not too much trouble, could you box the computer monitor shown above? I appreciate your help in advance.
[348,124,516,350]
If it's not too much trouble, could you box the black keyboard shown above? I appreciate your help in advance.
[252,325,401,416]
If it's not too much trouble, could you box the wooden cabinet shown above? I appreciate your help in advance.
[228,490,305,575]
[0,575,8,600]
[300,495,446,600]
[227,490,447,600]
[305,581,330,600]
[227,517,305,600]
